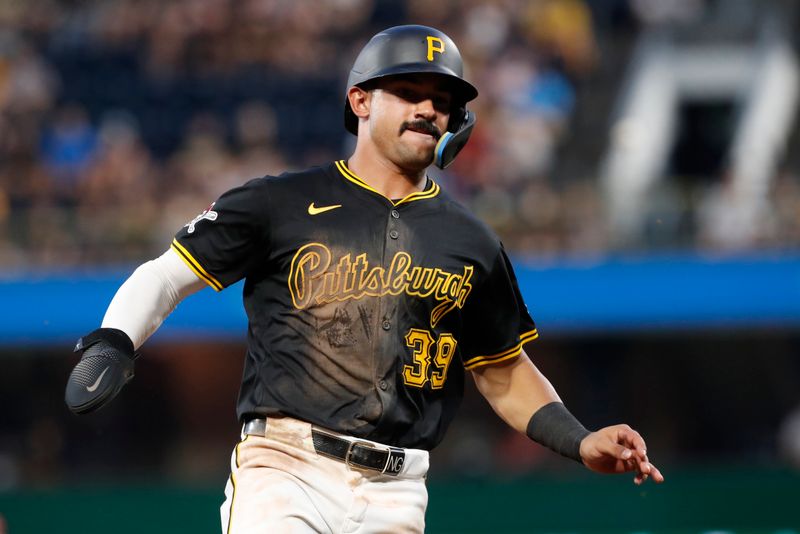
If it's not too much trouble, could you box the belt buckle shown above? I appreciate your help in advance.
[343,439,405,476]
[344,440,377,470]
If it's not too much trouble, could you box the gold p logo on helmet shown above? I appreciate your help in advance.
[426,36,445,61]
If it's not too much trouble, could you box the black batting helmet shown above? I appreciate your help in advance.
[343,24,479,135]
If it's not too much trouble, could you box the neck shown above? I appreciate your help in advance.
[347,144,427,200]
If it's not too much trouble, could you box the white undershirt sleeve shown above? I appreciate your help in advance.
[101,248,208,349]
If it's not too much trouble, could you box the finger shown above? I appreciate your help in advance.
[633,460,650,484]
[648,463,665,483]
[627,458,648,479]
[616,426,647,457]
[619,431,652,467]
[622,458,638,473]
[633,436,648,459]
[636,462,664,484]
[596,435,634,461]
[616,445,634,461]
[636,460,652,475]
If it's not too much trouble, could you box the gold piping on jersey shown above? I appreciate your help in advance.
[335,160,440,206]
[171,238,224,291]
[289,242,473,327]
[462,329,539,370]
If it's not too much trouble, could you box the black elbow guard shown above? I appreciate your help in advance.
[65,328,137,414]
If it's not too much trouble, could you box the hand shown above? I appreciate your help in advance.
[579,424,664,485]
[65,328,137,414]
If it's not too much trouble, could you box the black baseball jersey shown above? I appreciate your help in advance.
[172,160,537,450]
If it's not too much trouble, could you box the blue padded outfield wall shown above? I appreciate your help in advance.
[3,252,800,345]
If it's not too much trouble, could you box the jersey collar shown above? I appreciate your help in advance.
[334,160,440,206]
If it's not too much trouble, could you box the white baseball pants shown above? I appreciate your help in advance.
[220,416,430,534]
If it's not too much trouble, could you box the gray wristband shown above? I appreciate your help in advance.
[526,401,591,463]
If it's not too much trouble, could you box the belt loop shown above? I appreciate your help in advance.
[243,418,267,437]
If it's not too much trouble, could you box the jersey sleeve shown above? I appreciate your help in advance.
[459,245,538,370]
[171,177,271,291]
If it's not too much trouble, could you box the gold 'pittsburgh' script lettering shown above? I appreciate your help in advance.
[288,243,473,327]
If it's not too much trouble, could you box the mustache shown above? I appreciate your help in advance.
[400,120,442,139]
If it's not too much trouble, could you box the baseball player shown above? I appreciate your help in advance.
[65,25,663,533]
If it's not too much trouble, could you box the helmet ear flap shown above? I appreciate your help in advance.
[447,104,467,133]
[435,109,476,169]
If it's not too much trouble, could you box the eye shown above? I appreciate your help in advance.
[398,88,418,101]
[433,97,450,110]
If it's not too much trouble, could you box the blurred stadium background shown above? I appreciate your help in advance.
[1,0,800,532]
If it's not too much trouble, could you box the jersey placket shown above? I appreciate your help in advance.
[374,203,404,411]
[333,161,440,433]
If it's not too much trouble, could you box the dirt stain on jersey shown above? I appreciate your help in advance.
[357,305,372,340]
[318,306,358,348]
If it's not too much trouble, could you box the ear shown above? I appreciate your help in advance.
[347,86,371,120]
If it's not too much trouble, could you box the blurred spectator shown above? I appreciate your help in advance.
[628,0,707,27]
[0,38,60,115]
[696,177,777,252]
[38,104,99,205]
[232,99,287,180]
[75,112,160,263]
[461,2,513,61]
[522,0,597,76]
[769,169,800,249]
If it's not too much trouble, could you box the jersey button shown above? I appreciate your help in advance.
[390,209,400,219]
[378,380,388,390]
[382,320,391,331]
[389,230,399,239]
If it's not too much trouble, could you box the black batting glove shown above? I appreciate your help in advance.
[65,328,137,414]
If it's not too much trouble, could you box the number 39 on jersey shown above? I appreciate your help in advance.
[402,328,457,389]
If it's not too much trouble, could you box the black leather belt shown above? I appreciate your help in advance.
[311,429,407,476]
[243,418,406,476]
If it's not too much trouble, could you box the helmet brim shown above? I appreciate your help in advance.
[343,69,478,135]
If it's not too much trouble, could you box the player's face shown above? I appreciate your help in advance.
[367,74,452,172]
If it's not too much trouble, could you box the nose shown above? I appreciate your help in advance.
[414,99,436,122]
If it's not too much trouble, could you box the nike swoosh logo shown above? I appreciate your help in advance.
[308,203,342,215]
[86,367,109,392]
